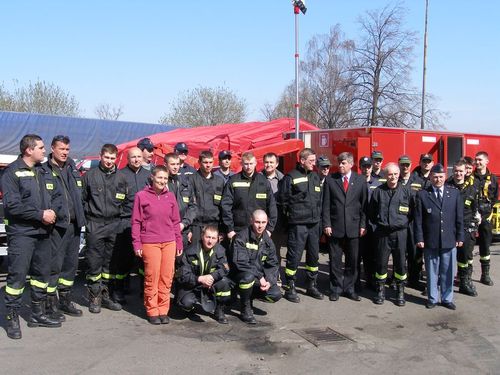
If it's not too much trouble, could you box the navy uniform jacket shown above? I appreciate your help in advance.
[414,185,464,249]
[322,171,368,238]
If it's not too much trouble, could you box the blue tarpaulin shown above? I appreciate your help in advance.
[0,111,177,159]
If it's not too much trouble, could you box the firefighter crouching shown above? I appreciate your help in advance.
[229,210,281,324]
[2,134,62,339]
[175,225,232,324]
[83,144,127,313]
[369,163,413,306]
[447,159,480,296]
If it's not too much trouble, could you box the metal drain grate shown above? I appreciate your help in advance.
[292,327,353,346]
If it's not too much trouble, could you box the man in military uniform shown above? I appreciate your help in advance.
[176,225,232,324]
[414,164,464,310]
[229,210,281,324]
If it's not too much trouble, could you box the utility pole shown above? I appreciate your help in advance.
[421,0,429,129]
[293,1,307,139]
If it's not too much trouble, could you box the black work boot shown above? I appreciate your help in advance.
[480,263,494,286]
[240,299,256,325]
[111,279,126,305]
[467,265,478,295]
[46,294,66,322]
[373,281,385,305]
[214,303,228,324]
[283,280,300,303]
[101,286,122,311]
[306,278,324,300]
[395,283,406,307]
[28,301,62,328]
[6,309,22,339]
[88,287,102,314]
[459,267,477,296]
[59,290,83,316]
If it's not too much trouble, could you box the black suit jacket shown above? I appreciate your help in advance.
[322,171,367,238]
[414,185,464,249]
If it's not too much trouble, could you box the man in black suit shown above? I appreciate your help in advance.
[322,152,367,301]
[414,163,464,310]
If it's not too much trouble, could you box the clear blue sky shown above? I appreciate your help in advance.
[1,1,499,133]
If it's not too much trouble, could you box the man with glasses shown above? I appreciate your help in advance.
[174,142,197,178]
[412,154,434,189]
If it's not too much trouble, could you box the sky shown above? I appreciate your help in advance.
[1,1,499,134]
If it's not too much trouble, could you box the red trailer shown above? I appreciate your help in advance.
[284,127,500,179]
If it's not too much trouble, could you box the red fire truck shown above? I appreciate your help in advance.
[279,126,500,238]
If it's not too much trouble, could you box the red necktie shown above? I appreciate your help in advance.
[343,175,349,192]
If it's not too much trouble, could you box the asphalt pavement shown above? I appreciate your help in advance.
[0,243,499,375]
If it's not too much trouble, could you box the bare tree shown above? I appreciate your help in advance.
[160,86,247,127]
[351,4,419,127]
[94,103,124,120]
[262,26,358,129]
[0,79,80,116]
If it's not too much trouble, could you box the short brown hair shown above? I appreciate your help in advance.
[101,143,118,155]
[20,134,42,155]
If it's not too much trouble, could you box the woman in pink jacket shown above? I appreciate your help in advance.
[132,165,183,324]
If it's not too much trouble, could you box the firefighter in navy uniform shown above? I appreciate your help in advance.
[42,135,86,321]
[371,150,386,183]
[221,151,277,241]
[447,159,480,296]
[473,151,498,285]
[164,152,198,248]
[190,151,225,244]
[175,225,232,324]
[230,210,281,324]
[369,163,413,306]
[111,147,151,303]
[279,148,323,302]
[2,134,62,339]
[83,144,127,313]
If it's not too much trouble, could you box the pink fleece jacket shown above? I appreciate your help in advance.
[131,185,183,251]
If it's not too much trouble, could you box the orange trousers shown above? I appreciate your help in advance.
[142,241,176,317]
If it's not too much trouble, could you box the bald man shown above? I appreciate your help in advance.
[111,147,151,303]
[229,210,281,324]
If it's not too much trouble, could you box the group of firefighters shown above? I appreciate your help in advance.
[1,133,497,340]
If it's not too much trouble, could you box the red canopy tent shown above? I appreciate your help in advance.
[115,118,318,171]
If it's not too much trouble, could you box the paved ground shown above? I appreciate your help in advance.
[0,244,499,375]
